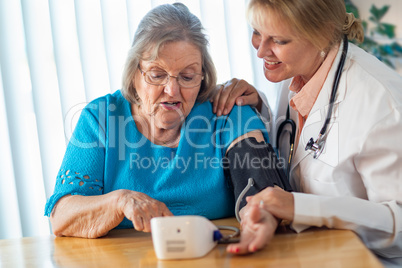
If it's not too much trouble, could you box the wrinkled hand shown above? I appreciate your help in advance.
[227,204,279,254]
[226,187,294,254]
[247,187,295,221]
[211,78,261,116]
[117,190,173,232]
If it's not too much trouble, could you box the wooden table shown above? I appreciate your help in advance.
[0,218,383,268]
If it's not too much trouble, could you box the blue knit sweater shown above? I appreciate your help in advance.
[45,90,268,228]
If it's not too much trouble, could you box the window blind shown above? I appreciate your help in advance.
[0,0,277,239]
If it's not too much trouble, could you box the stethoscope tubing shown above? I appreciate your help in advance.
[276,105,296,176]
[277,35,349,170]
[320,35,349,136]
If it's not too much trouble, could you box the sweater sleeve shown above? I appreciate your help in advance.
[44,100,107,216]
[219,105,270,153]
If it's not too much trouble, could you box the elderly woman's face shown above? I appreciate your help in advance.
[134,41,202,130]
[251,10,323,84]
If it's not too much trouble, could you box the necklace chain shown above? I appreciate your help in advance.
[155,135,180,146]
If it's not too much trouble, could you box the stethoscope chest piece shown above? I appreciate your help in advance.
[304,35,349,160]
[305,137,325,159]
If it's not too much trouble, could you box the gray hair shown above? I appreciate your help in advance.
[121,3,217,103]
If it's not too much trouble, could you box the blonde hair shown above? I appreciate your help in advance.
[247,0,364,51]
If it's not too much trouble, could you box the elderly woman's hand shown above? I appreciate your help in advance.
[117,190,173,232]
[211,78,262,116]
[226,187,294,254]
[227,204,279,254]
[50,190,173,238]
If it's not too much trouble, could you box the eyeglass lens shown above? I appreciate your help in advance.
[145,70,203,88]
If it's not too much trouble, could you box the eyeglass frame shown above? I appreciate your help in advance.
[138,65,204,88]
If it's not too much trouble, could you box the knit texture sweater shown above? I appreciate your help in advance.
[45,90,268,228]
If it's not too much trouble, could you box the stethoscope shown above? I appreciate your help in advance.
[277,35,349,167]
[276,104,296,176]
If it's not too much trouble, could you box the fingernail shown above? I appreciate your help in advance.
[223,109,228,115]
[237,99,243,105]
[217,110,222,116]
[235,247,240,253]
[251,246,257,252]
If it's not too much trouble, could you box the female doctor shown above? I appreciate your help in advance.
[213,0,402,265]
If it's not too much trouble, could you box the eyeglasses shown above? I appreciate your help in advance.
[138,65,204,88]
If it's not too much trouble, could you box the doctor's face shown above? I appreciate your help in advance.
[251,11,324,84]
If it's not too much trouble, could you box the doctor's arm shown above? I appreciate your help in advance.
[240,174,402,258]
[292,108,402,258]
[235,108,402,258]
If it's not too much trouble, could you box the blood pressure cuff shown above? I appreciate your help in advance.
[224,137,292,210]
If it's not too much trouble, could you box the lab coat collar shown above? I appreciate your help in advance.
[290,39,351,176]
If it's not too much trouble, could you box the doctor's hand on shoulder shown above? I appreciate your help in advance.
[211,78,262,116]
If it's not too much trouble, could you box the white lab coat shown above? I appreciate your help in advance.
[260,42,402,265]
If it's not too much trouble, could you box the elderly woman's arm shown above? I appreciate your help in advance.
[225,130,290,254]
[227,203,279,254]
[226,129,265,151]
[50,190,173,238]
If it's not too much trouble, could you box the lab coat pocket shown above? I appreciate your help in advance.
[299,154,347,195]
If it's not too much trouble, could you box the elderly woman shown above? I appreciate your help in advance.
[213,0,402,265]
[44,3,269,238]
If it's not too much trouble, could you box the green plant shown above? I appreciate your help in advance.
[345,0,402,68]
